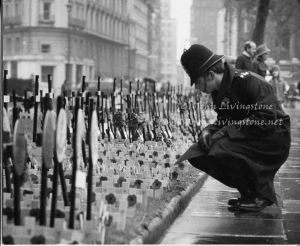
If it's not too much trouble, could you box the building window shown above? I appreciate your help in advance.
[85,7,88,27]
[15,3,20,16]
[66,64,73,85]
[76,65,82,85]
[41,66,54,82]
[80,40,83,57]
[11,61,18,78]
[91,42,94,58]
[5,4,9,17]
[76,4,79,17]
[87,41,91,58]
[73,39,77,57]
[3,62,8,70]
[102,15,106,34]
[96,12,99,32]
[7,38,12,53]
[87,41,90,58]
[15,37,21,52]
[90,9,94,30]
[43,2,51,20]
[107,17,110,36]
[89,66,93,80]
[41,44,51,53]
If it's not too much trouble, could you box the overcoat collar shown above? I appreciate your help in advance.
[242,51,251,58]
[215,62,236,107]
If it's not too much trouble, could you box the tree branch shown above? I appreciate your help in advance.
[251,0,271,45]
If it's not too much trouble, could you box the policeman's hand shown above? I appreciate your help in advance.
[198,129,211,151]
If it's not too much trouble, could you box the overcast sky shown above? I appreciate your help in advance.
[170,0,192,61]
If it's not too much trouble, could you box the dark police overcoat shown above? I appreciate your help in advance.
[179,62,291,204]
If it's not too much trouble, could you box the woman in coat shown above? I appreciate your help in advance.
[252,44,270,78]
[179,44,291,212]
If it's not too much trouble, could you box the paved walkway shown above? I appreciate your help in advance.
[159,108,300,244]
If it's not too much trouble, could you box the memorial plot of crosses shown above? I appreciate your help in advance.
[2,72,207,244]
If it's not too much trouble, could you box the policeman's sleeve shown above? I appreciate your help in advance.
[203,123,221,134]
[212,115,243,139]
[203,106,223,134]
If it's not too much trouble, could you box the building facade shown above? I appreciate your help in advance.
[190,0,300,66]
[127,0,150,80]
[190,0,224,53]
[190,0,239,59]
[3,0,130,92]
[147,0,161,82]
[159,0,177,85]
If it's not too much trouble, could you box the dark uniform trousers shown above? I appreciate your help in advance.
[186,63,291,204]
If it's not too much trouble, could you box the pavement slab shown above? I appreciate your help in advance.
[282,220,300,244]
[283,200,300,214]
[159,178,285,244]
[159,108,300,244]
[161,232,285,244]
[281,109,300,244]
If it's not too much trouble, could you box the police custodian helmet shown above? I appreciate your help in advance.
[181,44,224,85]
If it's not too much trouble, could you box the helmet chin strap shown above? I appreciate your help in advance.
[204,79,207,93]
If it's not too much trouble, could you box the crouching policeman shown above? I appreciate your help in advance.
[178,44,291,212]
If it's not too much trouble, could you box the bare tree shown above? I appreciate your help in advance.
[251,0,271,45]
[268,0,300,60]
[227,0,299,56]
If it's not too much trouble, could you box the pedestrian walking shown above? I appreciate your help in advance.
[252,44,270,78]
[178,44,291,212]
[269,65,286,108]
[235,41,256,71]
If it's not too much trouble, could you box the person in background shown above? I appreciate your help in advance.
[269,65,286,108]
[235,41,256,71]
[286,83,298,108]
[178,44,291,212]
[23,90,34,113]
[252,44,270,78]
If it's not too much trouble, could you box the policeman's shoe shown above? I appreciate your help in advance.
[227,197,253,207]
[228,198,241,206]
[237,197,273,212]
[228,191,257,207]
